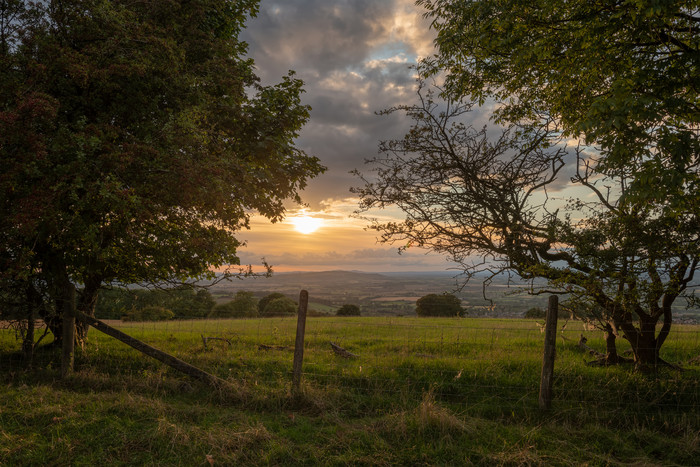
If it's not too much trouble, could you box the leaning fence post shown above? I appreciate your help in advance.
[539,295,558,410]
[292,290,309,394]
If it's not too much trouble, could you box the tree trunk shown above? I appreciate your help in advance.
[60,276,76,378]
[22,312,35,365]
[75,276,102,345]
[619,315,661,369]
[603,322,619,364]
[22,283,43,365]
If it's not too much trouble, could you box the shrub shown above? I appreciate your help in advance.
[208,291,258,318]
[524,307,546,319]
[258,293,286,313]
[336,304,361,316]
[415,293,464,317]
[262,297,297,316]
[121,306,174,322]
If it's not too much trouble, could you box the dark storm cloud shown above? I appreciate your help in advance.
[241,0,435,206]
[244,0,395,81]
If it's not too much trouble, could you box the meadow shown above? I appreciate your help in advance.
[1,316,699,465]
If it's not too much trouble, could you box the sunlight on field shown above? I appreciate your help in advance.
[1,317,699,465]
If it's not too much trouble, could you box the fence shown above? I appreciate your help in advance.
[2,291,700,424]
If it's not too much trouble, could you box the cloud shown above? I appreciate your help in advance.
[242,0,435,208]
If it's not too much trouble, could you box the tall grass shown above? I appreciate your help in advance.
[1,317,699,465]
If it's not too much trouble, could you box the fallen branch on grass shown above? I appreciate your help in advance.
[201,335,232,350]
[330,342,358,358]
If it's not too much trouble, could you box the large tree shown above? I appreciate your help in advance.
[355,66,698,367]
[413,0,700,368]
[0,0,324,348]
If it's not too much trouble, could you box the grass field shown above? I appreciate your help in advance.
[1,317,699,465]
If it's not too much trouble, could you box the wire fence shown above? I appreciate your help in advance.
[2,308,700,424]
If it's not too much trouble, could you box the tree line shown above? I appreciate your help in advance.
[91,288,469,320]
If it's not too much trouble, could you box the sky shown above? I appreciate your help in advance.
[233,0,463,273]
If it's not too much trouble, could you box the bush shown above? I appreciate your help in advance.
[208,291,258,318]
[415,293,464,317]
[121,306,174,322]
[258,293,287,313]
[336,304,361,316]
[262,297,297,316]
[96,287,215,319]
[524,307,546,319]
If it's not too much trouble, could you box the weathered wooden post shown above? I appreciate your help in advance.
[292,290,309,394]
[539,295,558,410]
[61,286,76,378]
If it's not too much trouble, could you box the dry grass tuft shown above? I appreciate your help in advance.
[415,390,471,435]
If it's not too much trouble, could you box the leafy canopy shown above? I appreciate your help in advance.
[420,0,699,193]
[0,0,324,337]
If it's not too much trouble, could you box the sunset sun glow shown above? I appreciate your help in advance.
[291,215,323,234]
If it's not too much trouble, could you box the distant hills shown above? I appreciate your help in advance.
[209,269,548,317]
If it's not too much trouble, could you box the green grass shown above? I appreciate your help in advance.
[1,317,699,465]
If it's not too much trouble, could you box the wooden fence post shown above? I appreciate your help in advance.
[292,290,309,394]
[539,295,558,410]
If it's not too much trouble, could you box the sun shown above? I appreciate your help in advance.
[291,215,323,234]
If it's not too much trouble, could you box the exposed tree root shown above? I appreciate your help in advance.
[577,335,634,366]
[586,355,635,366]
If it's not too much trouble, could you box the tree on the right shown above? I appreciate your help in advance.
[355,0,699,368]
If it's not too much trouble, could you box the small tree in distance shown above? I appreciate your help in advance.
[209,291,258,319]
[336,304,361,316]
[262,297,297,317]
[524,307,546,320]
[415,294,464,317]
[258,293,287,314]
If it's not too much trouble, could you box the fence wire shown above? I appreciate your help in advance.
[2,316,699,423]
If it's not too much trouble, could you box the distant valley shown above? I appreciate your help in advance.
[209,270,549,317]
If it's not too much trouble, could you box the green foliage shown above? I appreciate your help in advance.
[95,287,215,319]
[524,307,546,319]
[0,0,324,342]
[261,297,297,317]
[336,304,361,316]
[416,293,464,317]
[121,306,174,322]
[258,293,287,314]
[209,291,258,318]
[420,0,699,188]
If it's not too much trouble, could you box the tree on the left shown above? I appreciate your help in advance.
[0,0,324,351]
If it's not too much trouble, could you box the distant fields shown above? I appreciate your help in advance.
[2,317,699,465]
